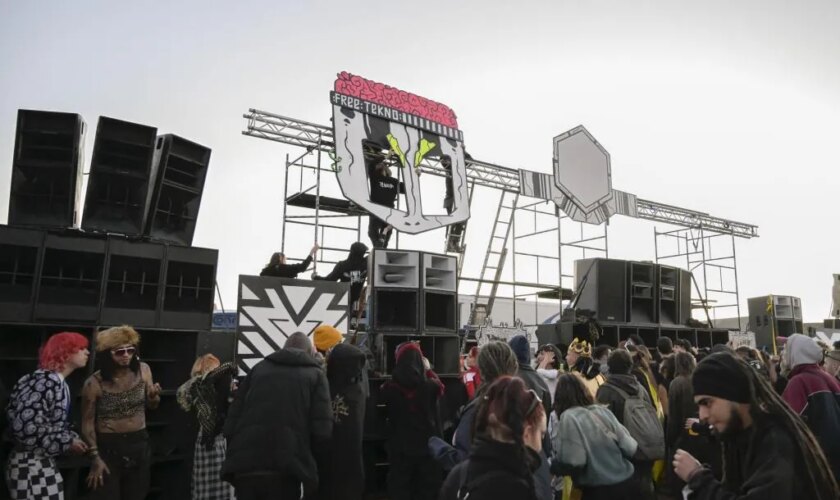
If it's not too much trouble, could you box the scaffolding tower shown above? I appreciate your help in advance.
[243,108,758,327]
[655,227,742,330]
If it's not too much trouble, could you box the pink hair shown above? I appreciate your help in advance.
[39,332,89,371]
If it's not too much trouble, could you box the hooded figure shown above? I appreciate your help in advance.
[313,242,368,304]
[318,343,368,500]
[380,343,444,500]
[781,334,840,480]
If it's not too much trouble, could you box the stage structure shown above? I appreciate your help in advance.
[236,276,350,374]
[242,71,759,328]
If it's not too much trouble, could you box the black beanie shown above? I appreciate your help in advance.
[691,352,751,404]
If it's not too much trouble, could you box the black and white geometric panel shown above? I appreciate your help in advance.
[236,276,350,374]
[518,169,637,225]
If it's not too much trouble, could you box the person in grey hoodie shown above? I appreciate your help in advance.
[551,373,641,500]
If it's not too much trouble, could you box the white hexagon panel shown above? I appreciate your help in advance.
[553,126,613,215]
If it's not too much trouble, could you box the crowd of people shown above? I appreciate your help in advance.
[5,324,840,500]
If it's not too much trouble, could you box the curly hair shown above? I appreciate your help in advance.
[39,332,89,371]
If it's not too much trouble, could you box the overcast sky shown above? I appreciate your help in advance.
[1,0,838,325]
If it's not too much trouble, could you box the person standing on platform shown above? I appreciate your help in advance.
[319,343,368,500]
[260,244,319,278]
[367,161,406,249]
[5,332,90,500]
[313,242,368,307]
[671,352,839,500]
[380,342,444,500]
[81,326,162,500]
[780,334,840,481]
[222,332,332,500]
[177,354,237,500]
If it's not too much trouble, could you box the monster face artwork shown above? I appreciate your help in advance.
[331,72,470,234]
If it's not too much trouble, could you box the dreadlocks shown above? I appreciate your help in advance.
[730,356,839,500]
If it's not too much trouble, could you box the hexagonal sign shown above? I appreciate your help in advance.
[553,125,613,214]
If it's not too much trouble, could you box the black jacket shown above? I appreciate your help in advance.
[687,417,816,500]
[439,438,540,500]
[596,373,651,425]
[320,344,368,500]
[222,348,332,487]
[516,363,552,415]
[381,348,443,457]
[260,255,313,278]
[313,243,368,304]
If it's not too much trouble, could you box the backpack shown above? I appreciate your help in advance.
[610,384,665,460]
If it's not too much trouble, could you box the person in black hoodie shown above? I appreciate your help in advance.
[381,342,444,500]
[439,376,546,500]
[319,343,368,500]
[368,161,406,248]
[222,332,332,500]
[313,242,368,306]
[260,244,319,278]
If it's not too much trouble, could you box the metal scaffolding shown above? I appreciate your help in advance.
[243,108,757,326]
[654,227,743,330]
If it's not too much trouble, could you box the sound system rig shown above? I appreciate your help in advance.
[536,257,730,349]
[363,248,462,492]
[747,295,803,353]
[1,109,216,500]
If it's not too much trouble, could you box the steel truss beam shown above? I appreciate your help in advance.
[243,109,758,238]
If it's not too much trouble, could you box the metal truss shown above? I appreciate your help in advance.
[244,109,758,238]
[636,199,759,239]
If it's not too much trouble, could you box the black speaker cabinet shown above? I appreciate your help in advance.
[101,238,165,328]
[160,245,217,330]
[82,117,158,235]
[422,291,458,334]
[8,110,85,228]
[628,262,656,323]
[679,269,692,325]
[372,288,418,333]
[658,265,679,325]
[574,258,627,322]
[35,233,106,323]
[145,135,211,245]
[0,225,45,322]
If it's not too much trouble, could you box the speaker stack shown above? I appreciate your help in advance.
[2,109,218,331]
[574,258,692,326]
[747,295,804,352]
[82,117,158,235]
[8,110,86,229]
[368,249,460,376]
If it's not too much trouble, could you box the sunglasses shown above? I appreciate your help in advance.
[111,347,136,357]
[526,389,542,416]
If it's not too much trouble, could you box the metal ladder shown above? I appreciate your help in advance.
[469,190,519,324]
